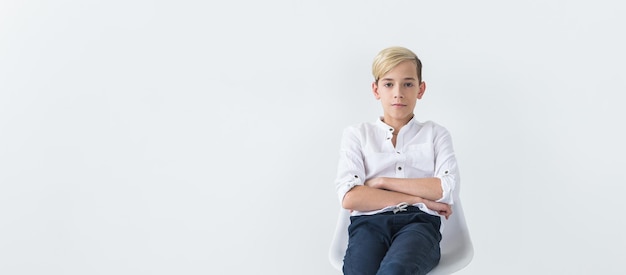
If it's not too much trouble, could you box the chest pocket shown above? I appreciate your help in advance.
[405,143,435,174]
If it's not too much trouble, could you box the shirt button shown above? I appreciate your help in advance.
[354,175,359,178]
[389,128,393,131]
[397,167,402,171]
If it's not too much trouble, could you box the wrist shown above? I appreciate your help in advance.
[410,196,424,205]
[377,177,387,189]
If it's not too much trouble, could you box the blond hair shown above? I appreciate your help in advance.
[372,46,422,83]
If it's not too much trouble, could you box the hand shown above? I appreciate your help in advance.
[423,199,453,219]
[364,177,385,189]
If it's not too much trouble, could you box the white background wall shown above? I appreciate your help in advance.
[2,0,625,274]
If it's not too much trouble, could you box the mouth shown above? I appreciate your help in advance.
[391,103,407,107]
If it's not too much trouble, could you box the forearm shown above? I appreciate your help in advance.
[375,177,443,201]
[342,185,423,212]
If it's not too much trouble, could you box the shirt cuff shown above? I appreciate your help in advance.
[435,169,455,205]
[337,174,363,203]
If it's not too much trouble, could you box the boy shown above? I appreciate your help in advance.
[334,46,459,275]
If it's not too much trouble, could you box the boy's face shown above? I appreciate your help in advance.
[372,60,426,124]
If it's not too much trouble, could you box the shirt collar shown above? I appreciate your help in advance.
[375,116,417,133]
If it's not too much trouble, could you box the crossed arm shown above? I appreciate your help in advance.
[342,177,452,219]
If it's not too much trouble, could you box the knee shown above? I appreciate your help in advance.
[378,261,418,275]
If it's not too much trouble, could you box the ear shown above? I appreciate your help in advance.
[372,81,381,100]
[417,81,426,100]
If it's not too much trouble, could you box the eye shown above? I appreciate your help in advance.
[383,83,393,88]
[404,82,415,87]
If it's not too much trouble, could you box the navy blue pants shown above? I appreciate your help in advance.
[343,206,442,275]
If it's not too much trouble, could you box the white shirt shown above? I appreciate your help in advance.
[334,117,459,218]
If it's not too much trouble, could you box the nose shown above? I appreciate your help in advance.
[393,87,404,98]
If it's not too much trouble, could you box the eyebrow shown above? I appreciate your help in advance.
[381,77,417,81]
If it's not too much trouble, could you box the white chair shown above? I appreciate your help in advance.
[329,186,473,274]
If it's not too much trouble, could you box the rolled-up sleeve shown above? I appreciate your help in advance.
[433,127,459,205]
[334,128,365,203]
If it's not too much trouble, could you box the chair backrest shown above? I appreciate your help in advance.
[329,188,473,274]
